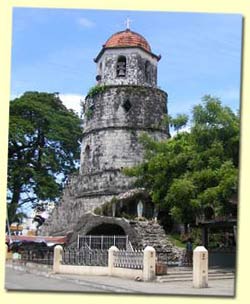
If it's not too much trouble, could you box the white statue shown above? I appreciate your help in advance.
[137,201,143,218]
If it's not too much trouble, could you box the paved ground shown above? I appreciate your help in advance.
[4,263,235,297]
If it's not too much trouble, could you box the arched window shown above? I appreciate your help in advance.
[116,56,126,77]
[145,60,151,82]
[85,144,90,156]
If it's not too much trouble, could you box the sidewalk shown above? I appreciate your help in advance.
[5,262,236,296]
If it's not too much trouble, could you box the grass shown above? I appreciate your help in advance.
[167,233,186,249]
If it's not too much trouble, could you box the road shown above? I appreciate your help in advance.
[4,266,235,296]
[4,267,136,293]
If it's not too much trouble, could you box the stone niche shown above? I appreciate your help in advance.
[67,212,183,264]
[93,188,155,220]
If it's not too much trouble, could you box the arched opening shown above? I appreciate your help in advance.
[116,55,126,77]
[80,223,127,249]
[85,144,90,155]
[87,223,125,235]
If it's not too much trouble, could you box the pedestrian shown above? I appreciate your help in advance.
[186,238,193,266]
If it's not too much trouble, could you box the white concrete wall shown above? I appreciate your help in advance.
[53,245,155,281]
[112,267,142,280]
[57,264,142,280]
[58,265,109,276]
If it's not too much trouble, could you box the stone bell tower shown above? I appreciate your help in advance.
[79,27,169,200]
[40,27,169,236]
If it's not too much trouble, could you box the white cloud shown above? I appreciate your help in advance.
[170,124,191,138]
[59,93,84,116]
[10,92,84,116]
[10,92,22,100]
[77,17,95,28]
[217,88,240,101]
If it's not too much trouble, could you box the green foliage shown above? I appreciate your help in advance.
[167,233,186,248]
[124,96,239,228]
[164,113,189,132]
[85,108,94,119]
[7,91,82,223]
[87,85,106,98]
[93,207,103,215]
[189,228,202,247]
[93,197,117,216]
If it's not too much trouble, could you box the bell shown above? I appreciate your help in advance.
[118,68,125,76]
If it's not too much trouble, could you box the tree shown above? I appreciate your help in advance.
[124,96,239,231]
[7,92,82,223]
[164,113,189,133]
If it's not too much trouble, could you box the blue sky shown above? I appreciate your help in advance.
[11,8,242,118]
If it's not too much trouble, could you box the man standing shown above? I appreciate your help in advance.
[186,238,193,266]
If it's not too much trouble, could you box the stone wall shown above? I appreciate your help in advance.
[131,220,183,264]
[97,48,158,87]
[67,213,183,264]
[39,190,116,236]
[81,85,169,174]
[40,85,169,236]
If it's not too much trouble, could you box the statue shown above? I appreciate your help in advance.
[137,201,143,218]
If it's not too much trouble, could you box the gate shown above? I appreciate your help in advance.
[77,235,129,250]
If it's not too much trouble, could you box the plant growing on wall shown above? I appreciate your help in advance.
[87,84,107,98]
[85,108,94,119]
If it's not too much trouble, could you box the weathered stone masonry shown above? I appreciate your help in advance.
[81,85,168,175]
[39,28,182,263]
[40,85,168,236]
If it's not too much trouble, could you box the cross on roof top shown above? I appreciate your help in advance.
[125,17,132,30]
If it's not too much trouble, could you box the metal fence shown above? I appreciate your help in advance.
[78,235,129,250]
[113,249,143,269]
[62,247,108,266]
[21,248,54,265]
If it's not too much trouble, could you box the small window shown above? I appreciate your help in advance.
[116,56,126,77]
[122,99,132,112]
[85,145,90,154]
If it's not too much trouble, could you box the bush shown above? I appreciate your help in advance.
[87,85,106,98]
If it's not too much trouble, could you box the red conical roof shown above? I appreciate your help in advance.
[104,29,151,52]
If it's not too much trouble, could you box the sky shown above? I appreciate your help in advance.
[10,8,242,118]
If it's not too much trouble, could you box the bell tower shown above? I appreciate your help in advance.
[40,27,169,236]
[94,28,161,87]
[80,28,168,179]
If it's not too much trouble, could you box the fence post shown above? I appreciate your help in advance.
[143,246,156,281]
[53,245,63,274]
[108,246,119,276]
[193,246,208,288]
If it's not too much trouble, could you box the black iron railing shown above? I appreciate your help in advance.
[62,247,108,266]
[21,248,54,265]
[113,250,143,269]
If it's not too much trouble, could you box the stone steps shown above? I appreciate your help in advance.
[157,269,235,282]
[131,221,183,264]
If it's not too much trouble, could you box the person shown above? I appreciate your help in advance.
[186,238,193,266]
